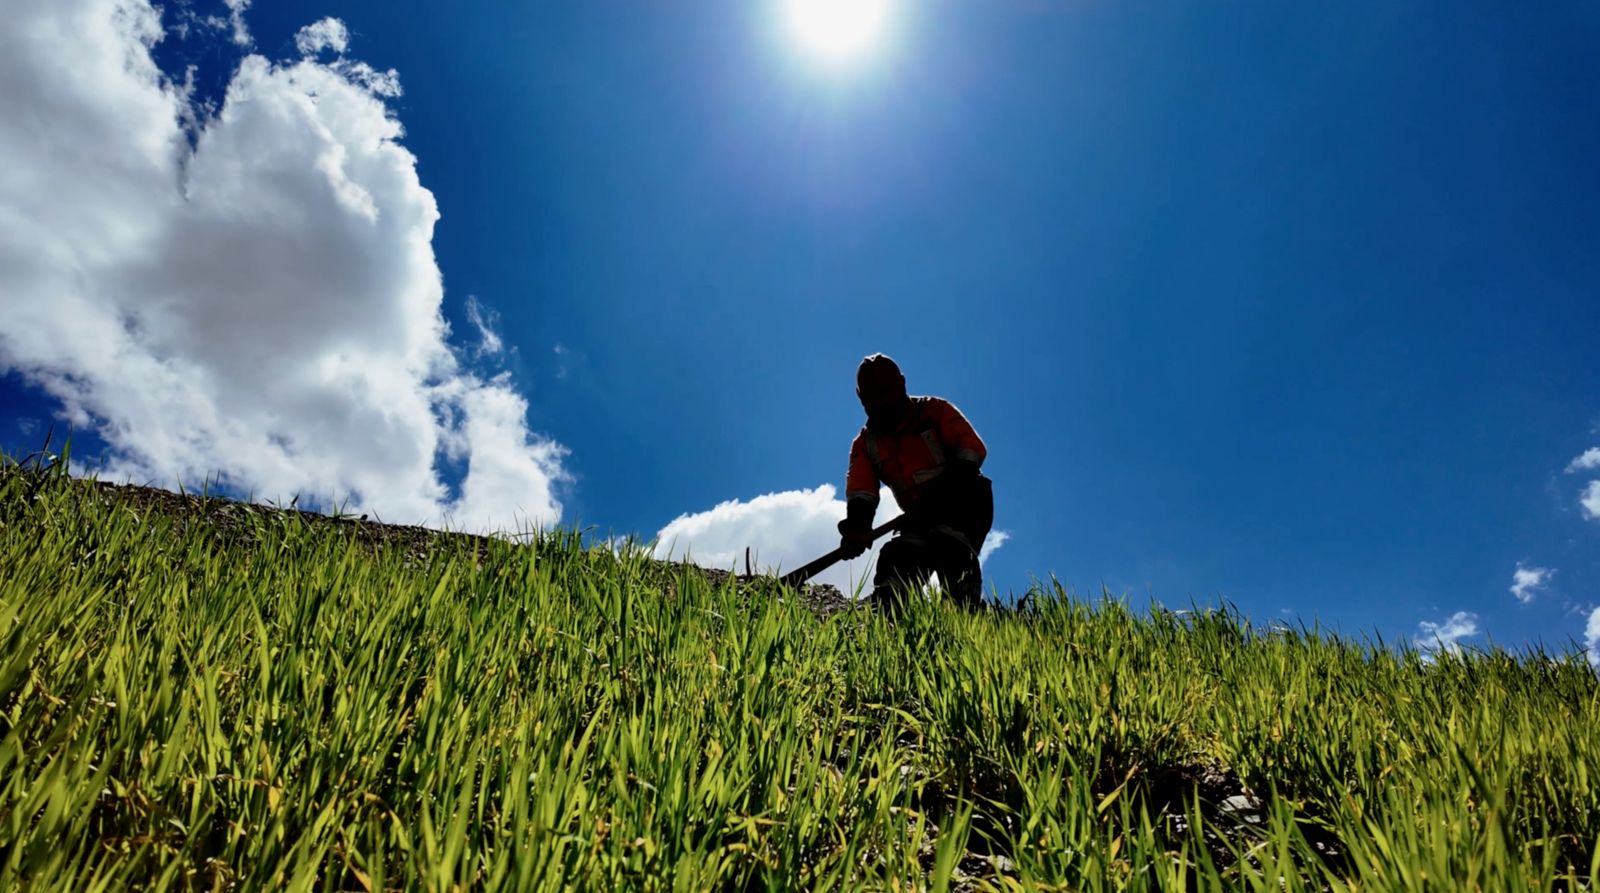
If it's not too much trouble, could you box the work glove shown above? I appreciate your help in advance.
[837,517,873,560]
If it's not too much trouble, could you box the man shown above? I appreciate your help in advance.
[837,353,994,609]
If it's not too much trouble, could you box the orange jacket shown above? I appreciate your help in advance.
[847,396,987,517]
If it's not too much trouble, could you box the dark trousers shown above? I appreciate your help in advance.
[872,475,994,609]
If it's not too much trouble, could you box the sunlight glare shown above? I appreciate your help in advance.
[784,0,894,64]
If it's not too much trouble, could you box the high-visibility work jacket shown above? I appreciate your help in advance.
[847,396,987,518]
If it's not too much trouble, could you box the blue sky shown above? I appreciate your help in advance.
[2,0,1597,657]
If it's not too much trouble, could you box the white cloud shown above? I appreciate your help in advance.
[1581,481,1600,521]
[654,485,884,594]
[1510,563,1552,604]
[0,0,567,534]
[978,530,1009,567]
[1586,607,1600,669]
[1567,448,1600,521]
[294,17,349,56]
[224,0,252,47]
[654,484,1009,596]
[290,18,400,97]
[1567,448,1600,474]
[440,375,568,531]
[464,296,504,358]
[1415,611,1480,659]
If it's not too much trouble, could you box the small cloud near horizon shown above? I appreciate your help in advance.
[1415,610,1480,659]
[979,531,1009,567]
[1586,607,1600,669]
[653,484,1009,595]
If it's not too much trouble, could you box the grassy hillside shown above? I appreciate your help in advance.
[2,464,1597,891]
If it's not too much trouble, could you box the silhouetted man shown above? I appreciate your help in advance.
[837,354,994,609]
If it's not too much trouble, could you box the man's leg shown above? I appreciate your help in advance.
[870,534,935,612]
[939,475,995,609]
[941,551,985,608]
[920,527,981,609]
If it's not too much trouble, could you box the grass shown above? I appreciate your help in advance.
[1,460,1597,891]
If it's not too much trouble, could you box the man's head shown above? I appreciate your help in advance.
[857,353,910,431]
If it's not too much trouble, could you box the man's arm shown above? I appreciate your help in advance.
[840,432,880,558]
[909,400,986,524]
[933,398,986,469]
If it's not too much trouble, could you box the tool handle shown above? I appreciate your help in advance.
[778,514,904,589]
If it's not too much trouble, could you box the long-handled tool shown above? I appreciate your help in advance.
[778,514,904,589]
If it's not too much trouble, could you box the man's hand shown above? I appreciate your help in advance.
[837,518,874,559]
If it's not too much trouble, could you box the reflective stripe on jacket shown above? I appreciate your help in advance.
[847,396,987,515]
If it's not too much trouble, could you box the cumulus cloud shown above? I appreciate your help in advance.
[1414,611,1480,659]
[0,0,566,533]
[294,17,349,56]
[1587,607,1600,669]
[1567,448,1600,521]
[288,18,400,97]
[1581,481,1600,522]
[1568,448,1600,474]
[1510,563,1552,604]
[653,484,1010,595]
[654,485,884,593]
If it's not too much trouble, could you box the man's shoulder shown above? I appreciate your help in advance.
[912,395,957,415]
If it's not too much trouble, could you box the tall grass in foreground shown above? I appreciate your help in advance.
[1,466,1597,891]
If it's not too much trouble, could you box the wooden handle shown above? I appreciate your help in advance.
[778,515,904,589]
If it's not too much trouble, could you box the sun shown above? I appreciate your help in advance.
[784,0,894,64]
